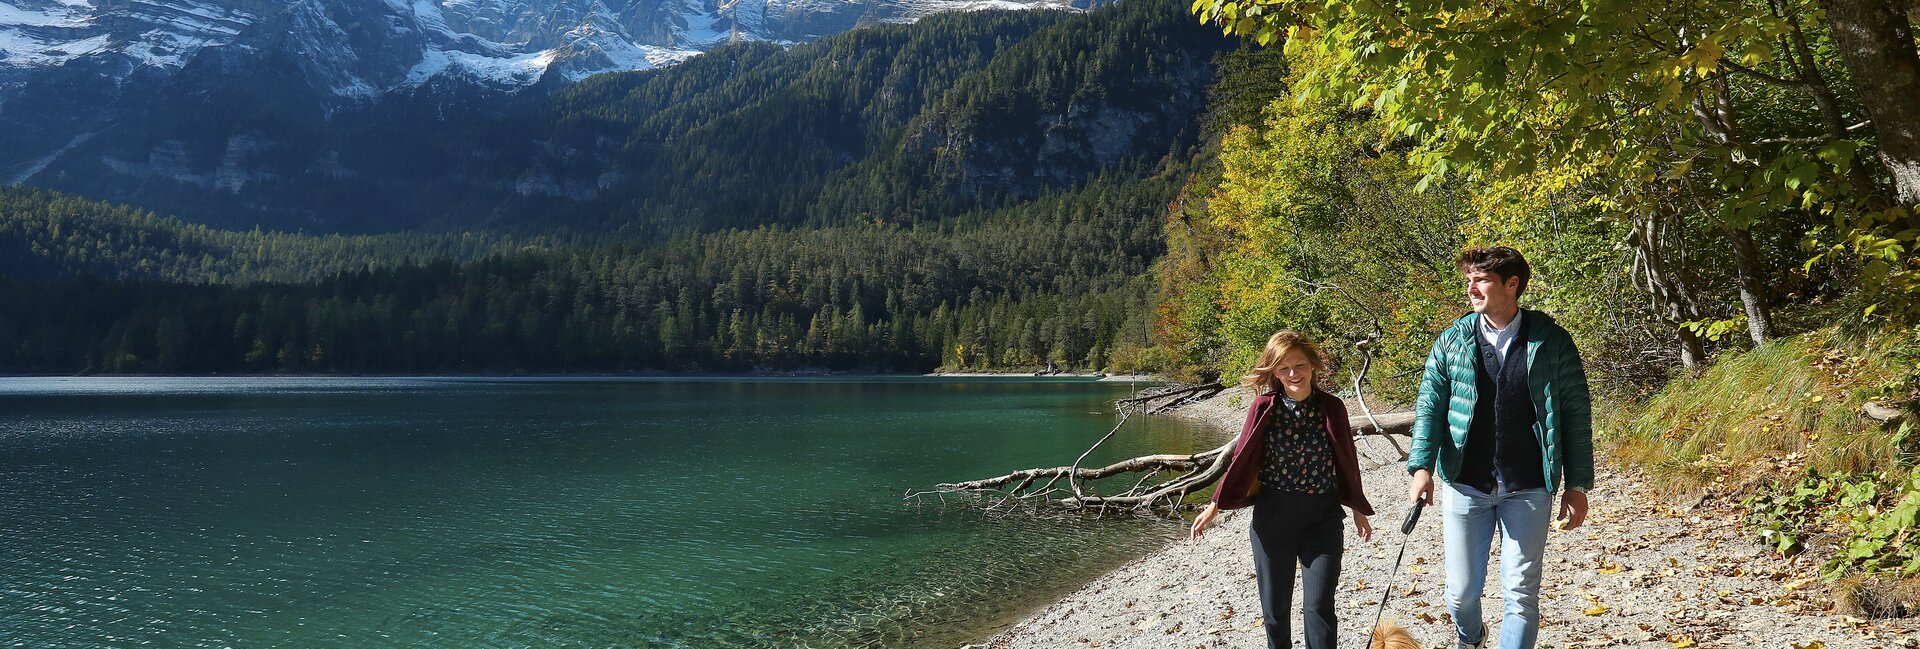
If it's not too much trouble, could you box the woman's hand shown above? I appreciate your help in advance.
[1353,512,1373,543]
[1189,503,1219,540]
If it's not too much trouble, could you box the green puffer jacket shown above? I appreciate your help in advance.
[1407,310,1595,492]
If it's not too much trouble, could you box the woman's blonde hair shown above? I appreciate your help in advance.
[1240,330,1329,394]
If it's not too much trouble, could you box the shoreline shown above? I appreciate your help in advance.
[924,372,1161,382]
[978,391,1915,649]
[0,371,1166,381]
[955,391,1246,648]
[945,392,1242,648]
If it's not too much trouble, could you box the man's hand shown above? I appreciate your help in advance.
[1190,503,1220,540]
[1353,512,1373,543]
[1558,490,1589,530]
[1409,469,1435,507]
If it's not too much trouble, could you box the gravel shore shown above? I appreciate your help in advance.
[982,391,1918,649]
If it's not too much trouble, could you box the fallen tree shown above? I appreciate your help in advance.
[1113,382,1227,414]
[915,284,1413,516]
[907,399,1413,517]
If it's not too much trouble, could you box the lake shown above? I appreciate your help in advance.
[0,377,1215,647]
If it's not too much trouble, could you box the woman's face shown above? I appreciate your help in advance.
[1272,348,1315,394]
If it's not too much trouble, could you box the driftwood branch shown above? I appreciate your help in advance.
[937,444,1230,492]
[910,410,1411,516]
[1067,408,1134,499]
[918,277,1413,517]
[1114,383,1226,414]
[1290,277,1408,461]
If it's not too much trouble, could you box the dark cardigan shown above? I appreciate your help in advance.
[1210,389,1376,515]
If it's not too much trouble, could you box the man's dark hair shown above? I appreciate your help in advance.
[1456,246,1531,298]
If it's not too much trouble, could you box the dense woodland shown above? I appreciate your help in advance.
[0,173,1170,373]
[0,187,530,284]
[1165,0,1920,394]
[1165,0,1920,592]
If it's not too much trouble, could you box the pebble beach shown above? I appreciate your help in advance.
[981,391,1918,649]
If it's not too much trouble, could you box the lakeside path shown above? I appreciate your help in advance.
[984,392,1918,649]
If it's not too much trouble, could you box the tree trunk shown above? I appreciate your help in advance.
[1677,328,1706,371]
[1823,0,1920,207]
[1780,3,1855,140]
[1778,3,1891,199]
[1727,228,1777,344]
[1631,210,1710,370]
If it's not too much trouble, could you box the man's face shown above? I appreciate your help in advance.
[1464,269,1519,316]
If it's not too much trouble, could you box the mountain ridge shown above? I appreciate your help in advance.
[0,0,1103,205]
[5,0,1226,235]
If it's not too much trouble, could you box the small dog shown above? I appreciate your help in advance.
[1369,618,1421,649]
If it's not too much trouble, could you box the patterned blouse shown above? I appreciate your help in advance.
[1259,391,1338,495]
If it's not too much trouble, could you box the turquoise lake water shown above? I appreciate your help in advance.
[0,377,1214,647]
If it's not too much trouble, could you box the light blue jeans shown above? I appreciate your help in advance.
[1441,482,1552,649]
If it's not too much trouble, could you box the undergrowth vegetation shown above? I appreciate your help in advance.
[1603,326,1920,610]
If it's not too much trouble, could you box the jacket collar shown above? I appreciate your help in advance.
[1252,388,1335,411]
[1460,309,1553,374]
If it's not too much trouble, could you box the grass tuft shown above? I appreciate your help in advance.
[1603,327,1917,495]
[1834,573,1920,619]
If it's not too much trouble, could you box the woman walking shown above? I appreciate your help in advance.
[1191,330,1375,649]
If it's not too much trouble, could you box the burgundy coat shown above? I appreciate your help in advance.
[1210,390,1375,515]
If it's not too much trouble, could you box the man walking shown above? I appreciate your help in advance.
[1407,246,1593,649]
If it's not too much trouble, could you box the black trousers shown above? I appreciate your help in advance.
[1251,492,1344,649]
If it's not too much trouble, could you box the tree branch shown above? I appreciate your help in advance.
[1718,58,1809,89]
[1752,121,1870,145]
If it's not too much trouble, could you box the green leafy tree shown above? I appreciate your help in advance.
[1192,0,1920,321]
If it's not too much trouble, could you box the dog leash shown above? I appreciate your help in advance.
[1367,497,1426,646]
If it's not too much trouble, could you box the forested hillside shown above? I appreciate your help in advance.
[0,172,1173,373]
[0,0,1225,374]
[0,187,528,284]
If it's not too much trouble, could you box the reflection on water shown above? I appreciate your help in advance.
[0,377,1210,647]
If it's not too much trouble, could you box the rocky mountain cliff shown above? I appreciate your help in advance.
[2,0,1221,234]
[1,0,1097,93]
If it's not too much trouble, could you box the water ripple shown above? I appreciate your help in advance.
[0,377,1203,647]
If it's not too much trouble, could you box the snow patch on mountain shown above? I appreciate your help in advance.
[1,0,1094,97]
[551,18,693,77]
[0,29,101,65]
[887,0,1080,20]
[0,0,259,70]
[407,46,554,84]
[0,2,87,27]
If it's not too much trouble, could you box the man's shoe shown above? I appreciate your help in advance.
[1455,631,1486,649]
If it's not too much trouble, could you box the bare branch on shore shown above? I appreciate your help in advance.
[1113,383,1226,414]
[907,409,1410,517]
[915,293,1414,517]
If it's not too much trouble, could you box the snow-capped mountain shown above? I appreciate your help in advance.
[0,0,1091,97]
[1,0,1216,237]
